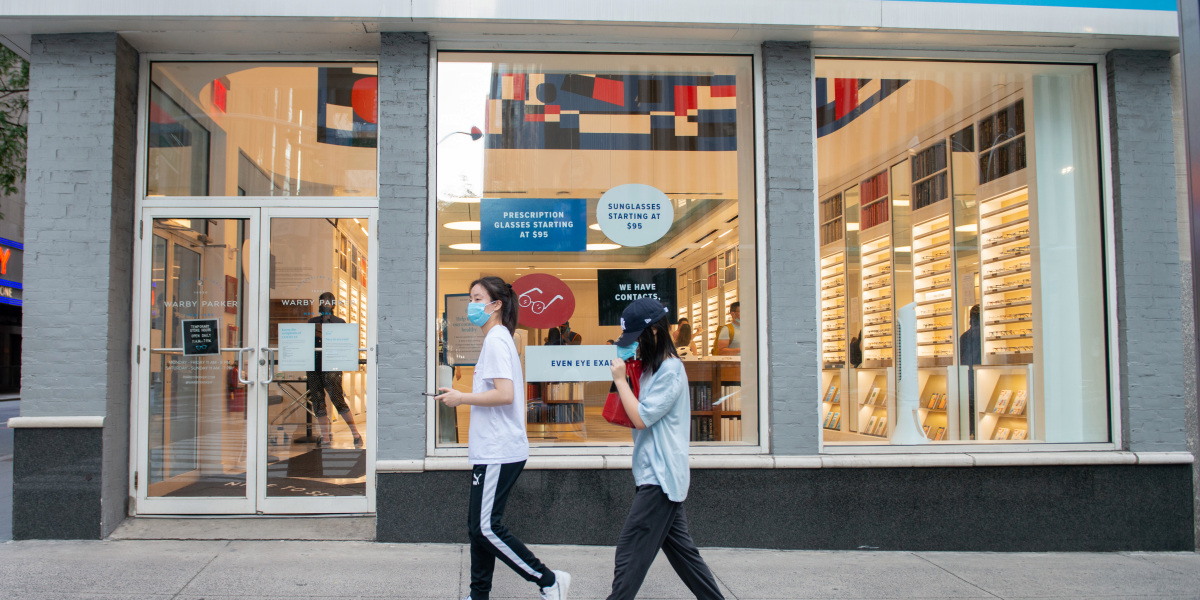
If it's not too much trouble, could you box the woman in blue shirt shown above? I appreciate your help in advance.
[606,297,724,600]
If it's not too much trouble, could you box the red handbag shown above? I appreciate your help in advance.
[603,359,642,428]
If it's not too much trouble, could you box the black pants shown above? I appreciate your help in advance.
[608,485,724,600]
[468,461,554,599]
[306,370,348,417]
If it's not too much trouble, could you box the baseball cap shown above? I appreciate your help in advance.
[615,297,670,347]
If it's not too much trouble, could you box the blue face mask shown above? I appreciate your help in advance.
[466,301,496,328]
[616,342,638,361]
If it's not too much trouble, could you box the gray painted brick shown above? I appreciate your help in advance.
[376,32,430,460]
[763,42,819,455]
[1107,50,1187,452]
[21,32,137,536]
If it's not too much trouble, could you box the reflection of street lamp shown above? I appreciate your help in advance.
[438,126,483,145]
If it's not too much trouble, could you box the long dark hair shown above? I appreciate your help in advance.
[638,315,678,375]
[675,318,692,347]
[470,276,519,334]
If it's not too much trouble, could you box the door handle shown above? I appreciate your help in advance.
[260,347,277,385]
[235,347,255,385]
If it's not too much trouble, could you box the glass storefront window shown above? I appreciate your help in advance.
[147,62,378,197]
[435,53,758,447]
[816,59,1108,445]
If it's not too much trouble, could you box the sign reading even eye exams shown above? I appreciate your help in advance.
[596,184,674,247]
[526,345,619,382]
[480,198,587,252]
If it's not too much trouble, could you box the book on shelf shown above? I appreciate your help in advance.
[924,394,937,409]
[1011,390,1027,415]
[936,393,948,410]
[993,427,1010,440]
[866,387,880,405]
[865,416,879,436]
[831,412,841,429]
[873,416,888,436]
[922,424,931,437]
[934,426,947,441]
[994,389,1012,413]
[822,383,837,403]
[831,389,840,404]
[1011,428,1027,440]
[823,411,834,428]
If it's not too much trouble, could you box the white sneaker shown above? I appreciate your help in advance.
[540,570,571,600]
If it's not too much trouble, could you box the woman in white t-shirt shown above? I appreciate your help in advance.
[436,276,570,600]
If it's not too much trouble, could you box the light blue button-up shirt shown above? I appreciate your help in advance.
[631,357,691,502]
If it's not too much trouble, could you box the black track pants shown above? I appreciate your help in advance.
[607,484,724,600]
[468,461,554,599]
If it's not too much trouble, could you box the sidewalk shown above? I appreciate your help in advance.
[0,538,1197,599]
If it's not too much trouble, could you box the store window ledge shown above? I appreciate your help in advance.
[7,416,105,428]
[376,451,1193,473]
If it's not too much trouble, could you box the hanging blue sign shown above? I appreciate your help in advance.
[480,198,588,252]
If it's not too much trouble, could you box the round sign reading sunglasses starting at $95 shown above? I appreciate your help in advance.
[596,184,674,247]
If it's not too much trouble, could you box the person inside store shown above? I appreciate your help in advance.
[606,297,725,600]
[435,276,570,600]
[713,301,740,355]
[959,304,982,440]
[849,329,863,368]
[307,292,364,449]
[559,321,582,345]
[674,317,696,356]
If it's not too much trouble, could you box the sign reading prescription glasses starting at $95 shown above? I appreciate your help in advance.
[526,345,619,382]
[596,184,674,247]
[479,198,587,252]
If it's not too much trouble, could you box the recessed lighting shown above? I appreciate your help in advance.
[955,225,978,233]
[587,243,621,251]
[589,223,601,231]
[894,200,910,207]
[700,240,714,249]
[718,229,733,238]
[449,243,481,250]
[895,246,911,253]
[846,223,860,231]
[444,221,481,231]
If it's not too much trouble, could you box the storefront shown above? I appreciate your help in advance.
[1,1,1195,550]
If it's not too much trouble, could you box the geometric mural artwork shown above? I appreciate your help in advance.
[317,67,379,148]
[485,72,737,151]
[816,77,909,138]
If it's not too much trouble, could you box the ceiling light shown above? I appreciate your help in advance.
[893,200,910,207]
[700,240,714,249]
[444,221,481,231]
[895,246,911,253]
[449,243,481,250]
[956,224,978,233]
[587,243,622,251]
[589,223,601,231]
[360,226,368,236]
[846,223,860,231]
[718,229,733,238]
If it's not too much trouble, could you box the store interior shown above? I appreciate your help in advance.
[815,59,1108,445]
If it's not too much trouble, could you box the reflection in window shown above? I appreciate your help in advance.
[435,53,757,448]
[816,60,1107,445]
[147,63,378,197]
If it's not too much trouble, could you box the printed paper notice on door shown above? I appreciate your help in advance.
[322,323,360,372]
[278,323,316,372]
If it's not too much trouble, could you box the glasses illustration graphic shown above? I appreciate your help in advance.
[518,288,565,314]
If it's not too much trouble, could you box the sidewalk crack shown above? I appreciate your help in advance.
[170,540,229,599]
[913,552,1002,598]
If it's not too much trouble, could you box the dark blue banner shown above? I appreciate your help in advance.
[480,198,587,252]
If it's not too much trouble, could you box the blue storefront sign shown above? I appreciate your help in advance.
[480,198,587,252]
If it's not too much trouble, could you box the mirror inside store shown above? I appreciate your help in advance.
[435,53,757,446]
[816,60,1109,445]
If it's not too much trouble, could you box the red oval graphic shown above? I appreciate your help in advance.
[512,273,576,329]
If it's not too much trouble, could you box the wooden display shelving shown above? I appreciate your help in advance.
[684,361,742,442]
[979,187,1034,366]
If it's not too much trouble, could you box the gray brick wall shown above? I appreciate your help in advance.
[1107,50,1187,452]
[763,42,819,455]
[376,32,430,460]
[23,33,136,423]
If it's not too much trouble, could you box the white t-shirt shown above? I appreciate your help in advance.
[468,326,529,465]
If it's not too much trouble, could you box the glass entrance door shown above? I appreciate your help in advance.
[134,208,375,515]
[257,210,374,514]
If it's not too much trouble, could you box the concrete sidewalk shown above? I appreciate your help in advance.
[0,539,1197,599]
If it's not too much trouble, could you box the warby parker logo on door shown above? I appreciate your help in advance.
[512,273,576,329]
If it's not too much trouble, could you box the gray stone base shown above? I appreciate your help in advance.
[13,427,103,539]
[377,464,1195,551]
